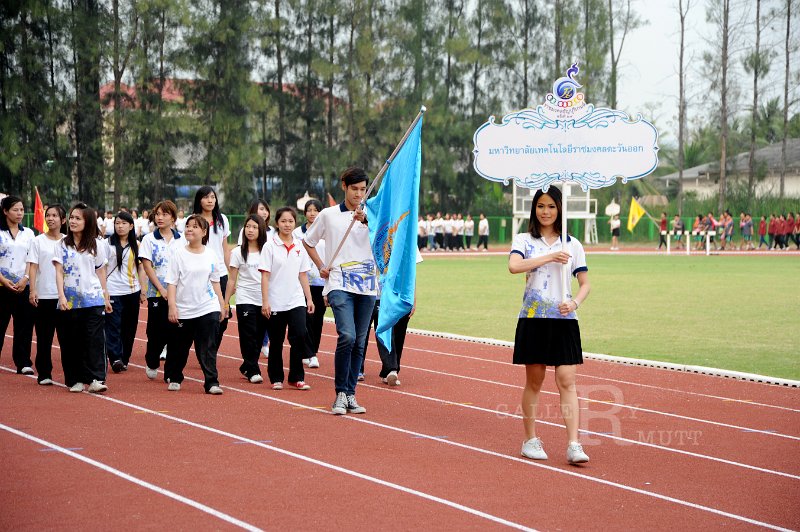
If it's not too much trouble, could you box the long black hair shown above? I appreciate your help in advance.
[240,214,266,262]
[0,195,24,231]
[45,204,68,234]
[64,203,99,255]
[247,198,271,225]
[527,187,563,238]
[193,185,223,234]
[108,211,139,272]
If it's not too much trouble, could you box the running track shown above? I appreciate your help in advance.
[2,309,799,530]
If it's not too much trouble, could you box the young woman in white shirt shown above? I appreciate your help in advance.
[293,198,325,369]
[0,195,36,375]
[27,204,67,384]
[165,214,226,395]
[260,207,314,390]
[237,198,275,245]
[53,203,113,393]
[139,200,182,379]
[224,214,267,384]
[193,186,231,354]
[464,214,475,250]
[509,187,590,464]
[104,211,147,373]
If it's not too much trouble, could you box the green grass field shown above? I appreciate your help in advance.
[412,254,800,380]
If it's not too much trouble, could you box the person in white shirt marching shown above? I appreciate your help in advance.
[478,213,490,251]
[137,209,152,240]
[464,214,475,250]
[294,198,325,369]
[509,187,590,464]
[27,204,67,384]
[303,167,376,415]
[104,211,147,373]
[260,207,314,390]
[193,186,231,355]
[139,200,183,379]
[0,195,36,375]
[164,214,226,395]
[175,210,187,233]
[224,214,267,384]
[53,203,113,393]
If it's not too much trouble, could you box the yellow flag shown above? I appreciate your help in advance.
[627,197,646,232]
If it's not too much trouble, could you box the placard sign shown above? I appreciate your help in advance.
[472,64,659,191]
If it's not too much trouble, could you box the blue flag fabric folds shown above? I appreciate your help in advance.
[365,118,423,353]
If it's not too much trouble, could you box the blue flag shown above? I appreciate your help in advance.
[366,117,423,353]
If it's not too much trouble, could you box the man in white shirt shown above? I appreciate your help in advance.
[304,167,376,415]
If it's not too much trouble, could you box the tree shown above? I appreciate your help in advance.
[606,0,643,109]
[780,0,794,198]
[676,0,691,215]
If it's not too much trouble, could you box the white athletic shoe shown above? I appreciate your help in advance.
[38,378,53,386]
[167,382,181,391]
[69,382,84,393]
[567,441,589,464]
[20,366,34,375]
[207,385,223,395]
[307,356,319,369]
[145,367,158,380]
[386,371,399,386]
[87,380,107,394]
[521,437,548,460]
[332,392,348,415]
[303,358,310,366]
[249,374,264,384]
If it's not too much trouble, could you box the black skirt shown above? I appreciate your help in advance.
[513,318,583,366]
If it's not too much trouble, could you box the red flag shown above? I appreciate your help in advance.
[33,187,47,233]
[326,192,337,207]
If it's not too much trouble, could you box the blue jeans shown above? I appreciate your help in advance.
[327,290,376,395]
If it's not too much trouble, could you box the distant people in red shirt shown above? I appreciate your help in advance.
[757,216,768,249]
[767,214,777,249]
[657,212,668,250]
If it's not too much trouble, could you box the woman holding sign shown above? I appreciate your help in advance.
[508,187,591,464]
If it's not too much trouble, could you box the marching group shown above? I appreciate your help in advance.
[666,211,800,251]
[416,212,491,251]
[1,167,592,464]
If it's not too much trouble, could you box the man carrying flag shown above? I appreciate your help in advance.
[304,167,376,416]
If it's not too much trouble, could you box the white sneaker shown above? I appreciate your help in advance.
[87,380,108,394]
[521,437,548,460]
[307,356,319,369]
[69,382,84,393]
[159,346,167,360]
[381,376,401,386]
[346,394,366,414]
[332,392,348,415]
[167,382,181,391]
[567,441,589,464]
[386,371,399,386]
[20,366,34,375]
[249,374,263,384]
[303,358,310,366]
[261,345,269,358]
[38,378,53,386]
[207,385,223,395]
[145,367,158,380]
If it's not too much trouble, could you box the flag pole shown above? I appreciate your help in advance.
[324,105,426,269]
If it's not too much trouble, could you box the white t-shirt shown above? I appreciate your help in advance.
[204,213,231,268]
[229,246,263,306]
[97,217,105,234]
[104,218,114,237]
[0,225,35,284]
[294,224,326,288]
[417,219,426,236]
[478,218,489,236]
[510,232,587,320]
[433,217,444,234]
[259,234,311,311]
[52,239,107,309]
[455,219,465,235]
[443,219,454,234]
[165,245,224,320]
[610,218,621,230]
[139,229,183,298]
[103,239,141,296]
[136,217,152,237]
[465,219,475,236]
[26,233,64,299]
[303,203,376,297]
[175,217,187,233]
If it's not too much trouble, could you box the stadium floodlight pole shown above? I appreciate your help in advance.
[324,105,427,270]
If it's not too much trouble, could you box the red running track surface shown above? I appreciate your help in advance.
[2,311,799,531]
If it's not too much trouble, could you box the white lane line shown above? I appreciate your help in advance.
[120,363,796,532]
[0,422,263,531]
[0,368,535,532]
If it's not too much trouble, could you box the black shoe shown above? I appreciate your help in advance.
[111,360,125,373]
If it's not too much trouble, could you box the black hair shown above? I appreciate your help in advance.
[193,185,224,234]
[275,206,298,224]
[0,195,24,231]
[247,198,271,225]
[45,204,68,234]
[340,167,368,186]
[108,211,139,273]
[240,214,267,262]
[64,203,99,255]
[304,199,324,215]
[527,187,563,238]
[185,214,210,245]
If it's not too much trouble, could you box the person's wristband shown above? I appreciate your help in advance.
[571,299,580,310]
[23,274,30,280]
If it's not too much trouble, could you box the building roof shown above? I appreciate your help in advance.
[660,138,800,181]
